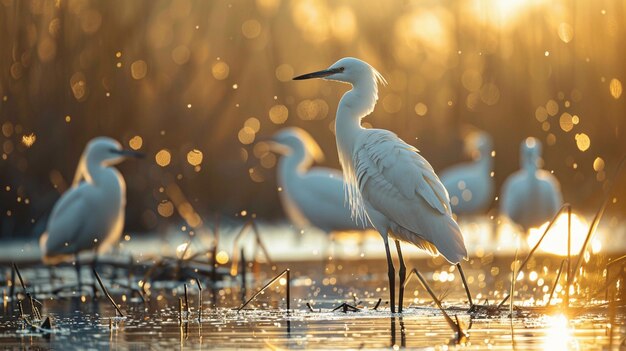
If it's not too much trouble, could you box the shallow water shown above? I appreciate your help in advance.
[0,255,623,350]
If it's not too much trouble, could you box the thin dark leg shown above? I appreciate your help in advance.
[384,238,396,313]
[395,240,407,313]
[74,253,82,292]
[91,250,98,298]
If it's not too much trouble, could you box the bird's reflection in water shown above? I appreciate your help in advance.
[390,317,406,348]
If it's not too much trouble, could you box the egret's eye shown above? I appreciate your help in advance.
[338,67,345,72]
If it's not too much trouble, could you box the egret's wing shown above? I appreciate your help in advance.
[44,185,92,254]
[351,129,466,263]
[305,168,346,205]
[354,130,450,216]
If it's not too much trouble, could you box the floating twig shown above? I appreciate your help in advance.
[306,302,315,312]
[373,298,382,311]
[92,269,124,317]
[332,302,359,313]
[237,269,290,312]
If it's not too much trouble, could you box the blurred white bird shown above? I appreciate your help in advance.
[294,57,468,313]
[268,128,372,242]
[40,137,142,289]
[440,130,495,215]
[500,137,562,231]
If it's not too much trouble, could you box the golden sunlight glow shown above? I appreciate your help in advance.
[542,314,572,351]
[527,212,600,256]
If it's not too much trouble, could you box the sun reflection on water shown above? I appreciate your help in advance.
[542,314,575,351]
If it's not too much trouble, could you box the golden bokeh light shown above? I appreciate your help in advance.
[269,104,288,124]
[186,149,203,166]
[21,133,36,147]
[557,23,573,43]
[546,100,559,116]
[414,103,428,116]
[244,117,261,132]
[592,157,605,172]
[242,19,262,39]
[155,149,171,166]
[70,72,88,101]
[382,94,402,113]
[575,133,590,152]
[171,45,190,65]
[297,99,328,120]
[131,60,147,79]
[238,127,256,145]
[157,200,174,217]
[559,112,573,132]
[609,78,622,99]
[215,251,229,264]
[275,64,294,82]
[212,61,230,80]
[129,135,143,150]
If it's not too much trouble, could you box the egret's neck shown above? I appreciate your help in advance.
[523,158,538,176]
[478,152,493,172]
[335,82,378,157]
[278,145,310,183]
[85,157,115,186]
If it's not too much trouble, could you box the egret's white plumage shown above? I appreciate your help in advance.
[40,137,141,265]
[500,137,563,230]
[294,57,467,313]
[440,131,495,215]
[269,127,371,234]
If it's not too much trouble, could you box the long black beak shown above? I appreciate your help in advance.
[113,149,145,158]
[293,67,342,80]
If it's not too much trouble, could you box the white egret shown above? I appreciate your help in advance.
[294,58,468,313]
[39,137,143,289]
[500,137,562,230]
[267,127,372,250]
[440,130,495,215]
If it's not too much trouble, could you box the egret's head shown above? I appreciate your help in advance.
[85,137,144,166]
[465,131,493,159]
[268,127,324,163]
[293,57,386,87]
[520,137,542,169]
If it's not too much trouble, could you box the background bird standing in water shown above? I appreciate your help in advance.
[40,137,143,290]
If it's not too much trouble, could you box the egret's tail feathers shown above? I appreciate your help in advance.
[432,220,468,264]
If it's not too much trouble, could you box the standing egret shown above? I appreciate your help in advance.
[294,58,467,313]
[500,137,562,231]
[440,131,495,215]
[267,127,372,252]
[39,137,143,290]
